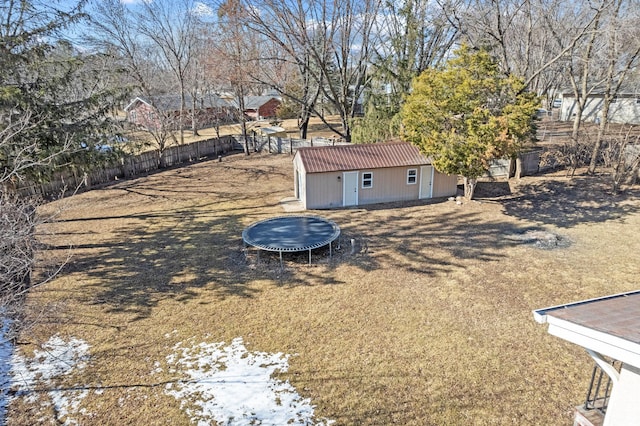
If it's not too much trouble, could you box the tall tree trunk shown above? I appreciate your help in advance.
[179,87,185,145]
[299,106,312,140]
[463,176,477,200]
[191,94,199,137]
[588,102,609,174]
[515,155,523,180]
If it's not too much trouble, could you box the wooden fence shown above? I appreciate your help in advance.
[15,136,235,199]
[484,149,542,179]
[13,135,549,198]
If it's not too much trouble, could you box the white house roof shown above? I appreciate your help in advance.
[533,290,640,368]
[295,142,431,173]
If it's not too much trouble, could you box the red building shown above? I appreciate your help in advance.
[243,96,282,120]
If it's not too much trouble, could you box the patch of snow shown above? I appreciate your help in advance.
[10,335,90,425]
[0,315,13,425]
[165,337,334,426]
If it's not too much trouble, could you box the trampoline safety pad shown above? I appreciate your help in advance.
[242,215,341,265]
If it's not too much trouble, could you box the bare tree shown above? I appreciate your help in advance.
[564,2,608,166]
[350,0,459,143]
[212,0,264,154]
[446,0,601,98]
[243,2,324,139]
[137,0,202,146]
[587,0,640,174]
[602,127,640,192]
[373,0,458,94]
[244,0,382,142]
[89,0,185,165]
[316,0,382,141]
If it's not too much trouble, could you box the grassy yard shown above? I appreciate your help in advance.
[9,152,640,425]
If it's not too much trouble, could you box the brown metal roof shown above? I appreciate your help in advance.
[538,291,640,345]
[296,142,430,173]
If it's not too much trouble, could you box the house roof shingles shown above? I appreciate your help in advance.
[244,96,280,110]
[542,291,640,345]
[297,142,431,173]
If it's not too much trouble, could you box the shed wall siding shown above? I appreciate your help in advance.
[432,172,458,198]
[358,167,419,205]
[292,155,308,209]
[306,173,343,209]
[301,168,458,209]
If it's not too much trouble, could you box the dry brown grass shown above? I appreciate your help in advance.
[8,152,640,425]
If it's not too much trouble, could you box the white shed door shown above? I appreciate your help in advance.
[419,166,433,199]
[343,171,358,206]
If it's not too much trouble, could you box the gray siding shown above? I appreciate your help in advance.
[561,95,640,125]
[432,172,458,198]
[298,167,457,209]
[358,167,420,205]
[306,173,343,209]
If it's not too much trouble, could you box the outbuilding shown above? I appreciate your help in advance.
[293,142,458,210]
[558,90,640,124]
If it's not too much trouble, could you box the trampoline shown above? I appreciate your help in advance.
[242,215,341,266]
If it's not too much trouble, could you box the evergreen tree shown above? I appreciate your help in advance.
[1,0,123,190]
[401,45,538,199]
[1,0,123,327]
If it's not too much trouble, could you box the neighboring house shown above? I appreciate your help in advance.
[124,94,237,130]
[244,96,282,120]
[534,290,640,426]
[559,91,640,124]
[293,142,458,209]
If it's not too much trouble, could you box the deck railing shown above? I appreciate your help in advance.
[584,359,622,415]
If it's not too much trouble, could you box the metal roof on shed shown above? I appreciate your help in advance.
[296,142,430,173]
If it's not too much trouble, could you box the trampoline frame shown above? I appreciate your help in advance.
[242,215,341,267]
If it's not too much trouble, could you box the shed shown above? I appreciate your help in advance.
[534,290,640,426]
[256,126,287,138]
[293,142,458,209]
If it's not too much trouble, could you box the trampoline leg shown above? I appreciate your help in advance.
[329,242,332,258]
[279,250,283,269]
[257,249,260,263]
[309,249,311,265]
